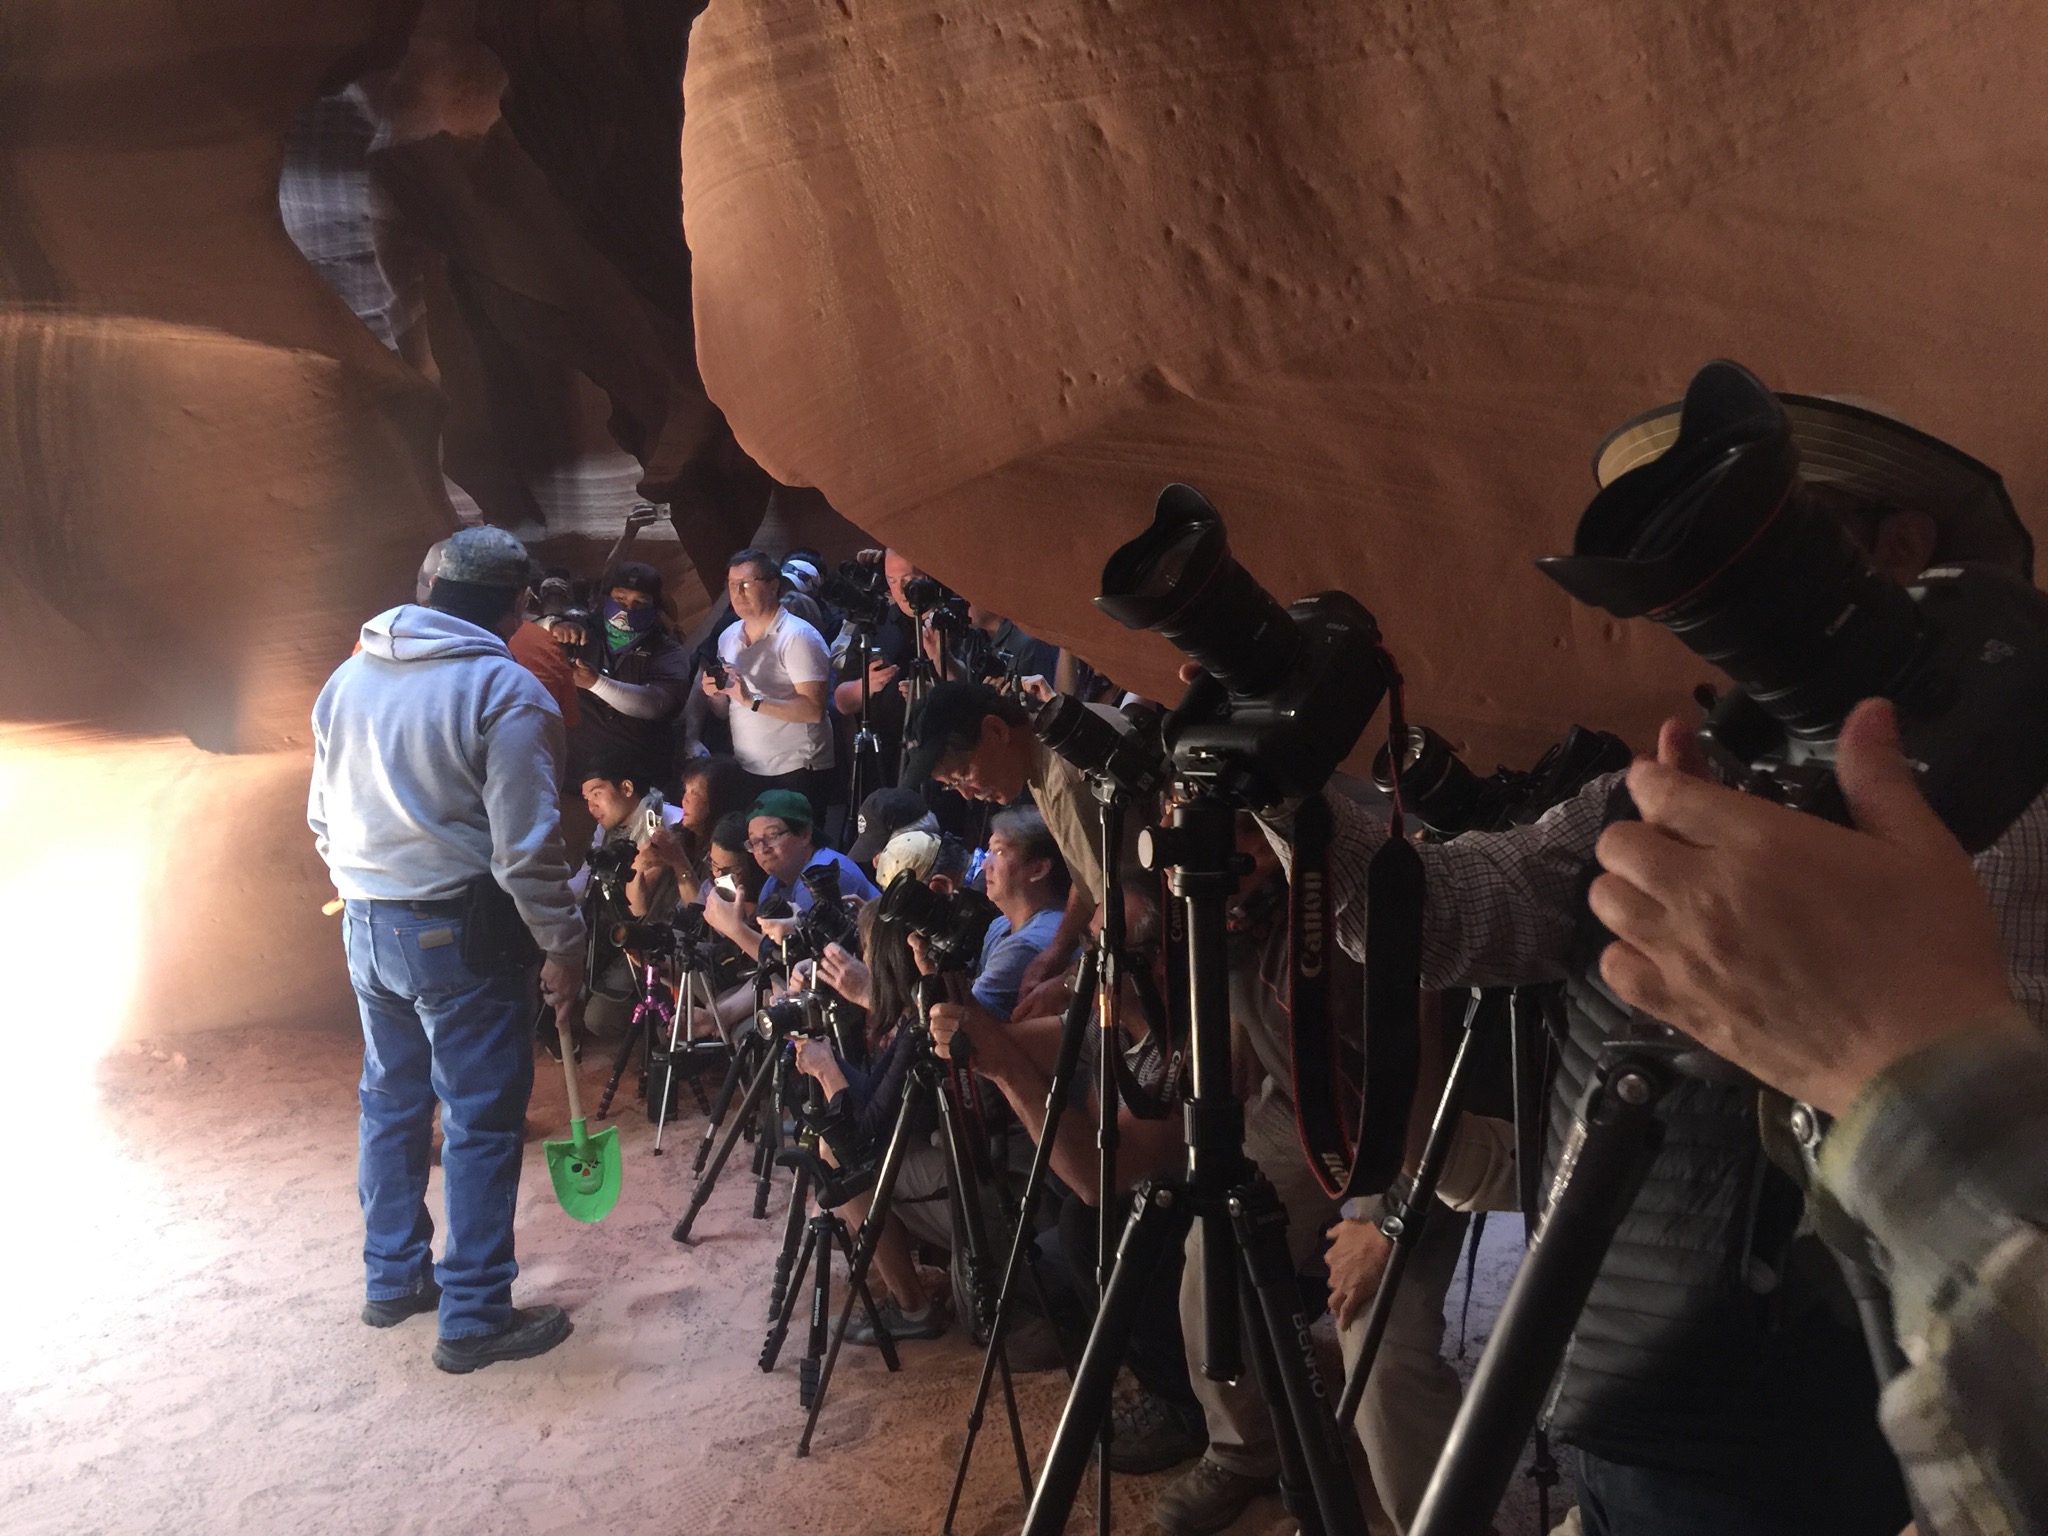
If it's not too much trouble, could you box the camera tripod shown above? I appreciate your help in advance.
[1329,985,1561,1531]
[759,1087,904,1406]
[1023,793,1367,1536]
[592,948,727,1139]
[943,771,1160,1532]
[671,1013,793,1242]
[843,619,887,814]
[1401,1033,1687,1536]
[793,993,1042,1468]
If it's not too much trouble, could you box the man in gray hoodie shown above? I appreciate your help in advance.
[310,526,585,1374]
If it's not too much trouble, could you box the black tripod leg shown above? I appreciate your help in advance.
[1019,1183,1189,1536]
[672,1042,781,1243]
[764,1163,813,1332]
[795,1071,929,1455]
[800,1216,833,1409]
[1231,1181,1367,1536]
[1408,1052,1670,1536]
[753,1059,784,1219]
[831,1217,902,1373]
[762,1218,819,1373]
[932,1074,1033,1502]
[1336,989,1505,1424]
[942,953,1101,1535]
[595,1024,640,1120]
[693,1035,755,1175]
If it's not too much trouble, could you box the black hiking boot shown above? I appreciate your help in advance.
[431,1305,572,1374]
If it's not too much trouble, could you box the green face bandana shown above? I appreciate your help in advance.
[604,599,656,652]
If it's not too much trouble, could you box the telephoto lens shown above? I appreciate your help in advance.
[610,918,674,954]
[1371,726,1487,835]
[1094,483,1391,805]
[1539,360,1924,743]
[1543,359,2048,852]
[1097,483,1302,698]
[1031,693,1170,797]
[877,872,999,972]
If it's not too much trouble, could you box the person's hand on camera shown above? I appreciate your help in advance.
[1591,698,2012,1116]
[818,943,873,1008]
[758,913,799,944]
[907,930,939,977]
[548,619,588,648]
[570,657,600,690]
[1018,674,1056,706]
[639,826,688,874]
[1326,1218,1393,1329]
[700,883,748,945]
[866,657,901,694]
[927,996,997,1066]
[919,615,948,670]
[793,1035,849,1097]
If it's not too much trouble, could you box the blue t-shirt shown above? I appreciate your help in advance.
[760,847,881,913]
[972,907,1064,1021]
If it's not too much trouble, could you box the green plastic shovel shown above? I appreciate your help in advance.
[545,1024,621,1223]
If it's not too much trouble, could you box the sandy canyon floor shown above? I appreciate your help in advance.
[1,1024,1564,1536]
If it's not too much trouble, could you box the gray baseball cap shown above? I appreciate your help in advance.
[433,526,535,590]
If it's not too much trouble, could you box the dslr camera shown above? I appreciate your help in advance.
[1097,484,1392,807]
[1373,725,1632,839]
[819,550,895,631]
[1541,360,2048,853]
[772,862,864,967]
[877,871,999,974]
[1032,694,1172,799]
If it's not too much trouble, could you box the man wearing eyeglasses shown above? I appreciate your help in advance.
[703,547,836,819]
[745,790,880,914]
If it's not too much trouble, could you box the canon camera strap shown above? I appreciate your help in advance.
[1291,663,1424,1199]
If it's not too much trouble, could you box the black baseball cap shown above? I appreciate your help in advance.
[901,681,1006,788]
[847,786,935,864]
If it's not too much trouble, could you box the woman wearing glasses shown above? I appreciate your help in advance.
[702,548,837,819]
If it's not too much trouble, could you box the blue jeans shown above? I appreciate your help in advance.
[344,900,537,1340]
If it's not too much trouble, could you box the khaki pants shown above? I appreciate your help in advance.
[1181,1081,1471,1535]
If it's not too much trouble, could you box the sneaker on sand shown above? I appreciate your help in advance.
[361,1281,441,1328]
[1106,1389,1208,1475]
[432,1305,572,1374]
[1154,1456,1277,1536]
[845,1295,947,1346]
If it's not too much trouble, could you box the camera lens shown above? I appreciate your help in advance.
[877,871,947,931]
[1539,361,1926,741]
[1097,484,1302,697]
[1372,726,1486,833]
[800,862,843,906]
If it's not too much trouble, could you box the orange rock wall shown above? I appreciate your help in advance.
[684,0,2048,765]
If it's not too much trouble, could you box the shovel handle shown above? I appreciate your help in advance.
[559,1014,587,1124]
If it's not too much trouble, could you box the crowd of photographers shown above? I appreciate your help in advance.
[315,360,2048,1536]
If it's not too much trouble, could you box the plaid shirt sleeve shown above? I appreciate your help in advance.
[1305,775,2048,1011]
[1820,1012,2048,1536]
[1292,772,1621,991]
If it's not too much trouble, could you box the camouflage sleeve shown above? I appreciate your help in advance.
[1819,1010,2048,1536]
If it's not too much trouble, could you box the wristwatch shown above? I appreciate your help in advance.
[749,695,763,711]
[1370,1172,1418,1240]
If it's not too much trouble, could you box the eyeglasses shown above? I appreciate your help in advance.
[729,578,775,594]
[745,828,794,854]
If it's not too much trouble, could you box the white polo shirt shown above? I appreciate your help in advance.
[718,609,835,775]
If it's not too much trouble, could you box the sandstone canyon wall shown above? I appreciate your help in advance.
[683,0,2048,766]
[0,1,772,1035]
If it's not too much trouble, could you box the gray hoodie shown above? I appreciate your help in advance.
[309,605,585,961]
